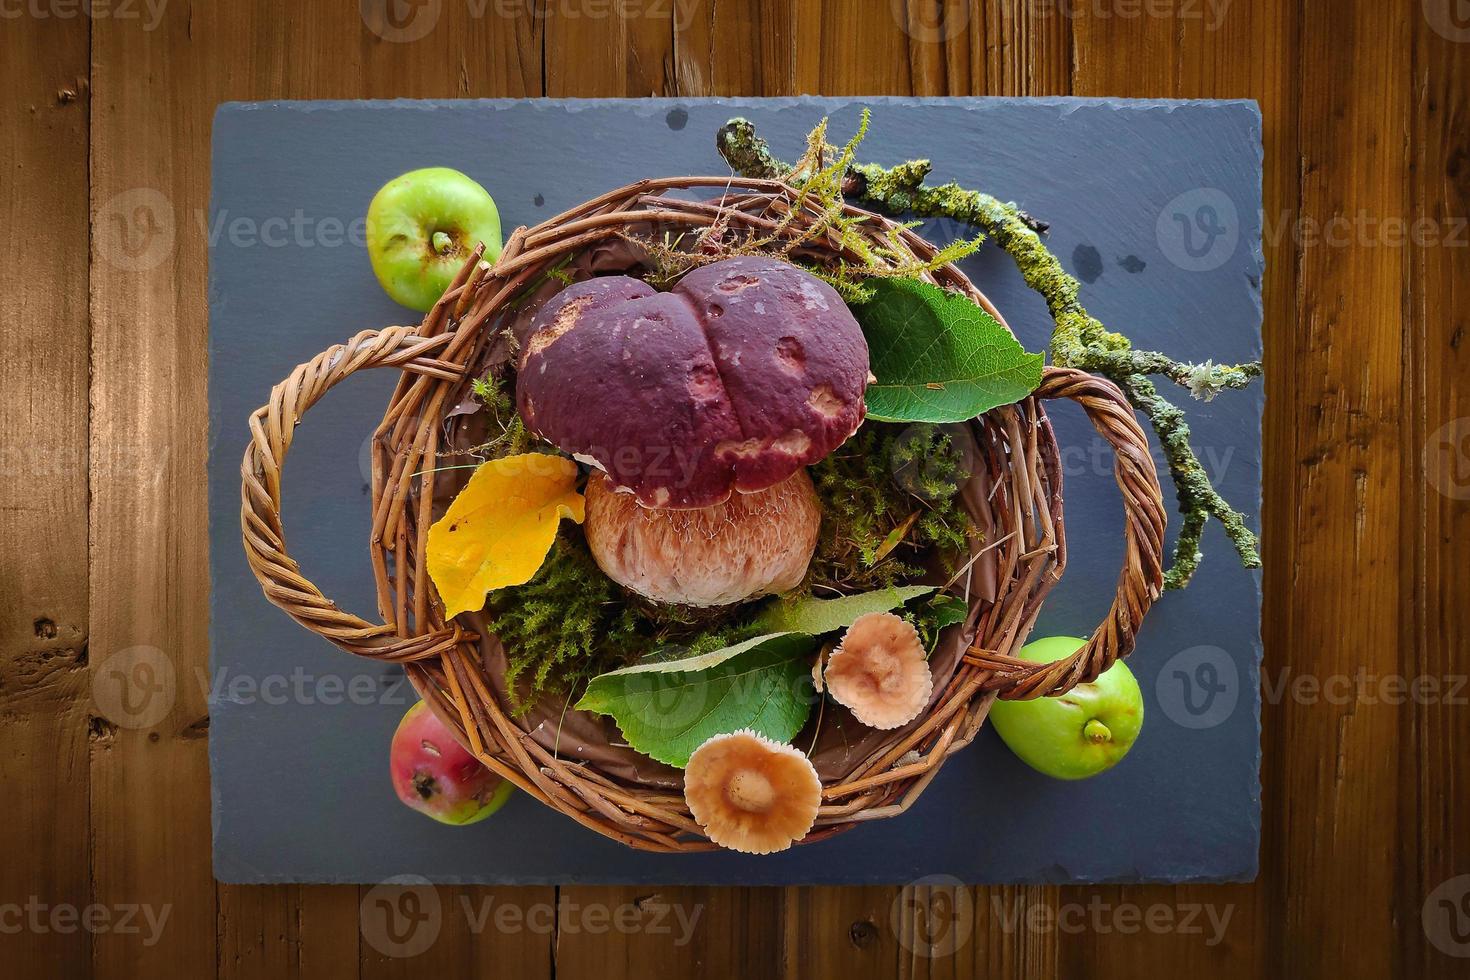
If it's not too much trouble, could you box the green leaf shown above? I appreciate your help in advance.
[754,585,935,636]
[573,632,816,768]
[854,277,1045,422]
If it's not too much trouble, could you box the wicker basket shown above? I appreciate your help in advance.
[240,176,1166,852]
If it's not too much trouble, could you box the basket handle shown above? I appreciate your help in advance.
[968,366,1167,699]
[240,326,472,663]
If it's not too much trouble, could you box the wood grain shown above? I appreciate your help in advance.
[2,0,1461,976]
[1280,1,1410,976]
[1406,6,1470,979]
[551,887,779,977]
[678,0,798,95]
[218,885,357,978]
[0,11,92,980]
[89,4,230,976]
[545,0,674,96]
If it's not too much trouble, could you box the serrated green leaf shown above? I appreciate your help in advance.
[855,277,1045,422]
[573,632,816,768]
[753,585,935,636]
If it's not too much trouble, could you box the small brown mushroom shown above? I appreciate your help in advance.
[684,729,822,854]
[583,468,821,607]
[824,612,933,730]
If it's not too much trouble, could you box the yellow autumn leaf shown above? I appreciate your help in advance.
[427,453,586,619]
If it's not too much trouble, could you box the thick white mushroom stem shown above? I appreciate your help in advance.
[583,469,821,607]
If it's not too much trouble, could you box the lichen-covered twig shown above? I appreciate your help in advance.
[716,115,1261,588]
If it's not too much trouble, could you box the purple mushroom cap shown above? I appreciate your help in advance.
[516,256,870,509]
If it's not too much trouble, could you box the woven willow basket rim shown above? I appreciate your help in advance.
[240,175,1166,852]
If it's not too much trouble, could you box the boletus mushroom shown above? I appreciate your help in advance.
[823,612,933,730]
[517,256,870,605]
[516,256,870,508]
[684,729,822,854]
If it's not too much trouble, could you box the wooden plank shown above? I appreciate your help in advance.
[956,5,1071,975]
[782,886,901,979]
[892,882,1058,980]
[1189,2,1297,978]
[1405,8,1470,978]
[219,885,358,978]
[789,0,914,95]
[943,5,1070,974]
[779,6,1076,978]
[1077,0,1414,976]
[0,11,92,980]
[777,8,912,974]
[230,0,553,972]
[358,883,552,979]
[897,0,979,95]
[976,0,1072,96]
[550,886,777,978]
[88,2,233,974]
[894,5,1071,977]
[672,0,797,95]
[1270,1,1407,974]
[545,0,676,96]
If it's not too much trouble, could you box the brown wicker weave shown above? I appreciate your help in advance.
[240,176,1166,852]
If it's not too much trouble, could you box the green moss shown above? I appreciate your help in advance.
[487,533,640,712]
[487,532,766,714]
[809,421,974,592]
[467,373,534,458]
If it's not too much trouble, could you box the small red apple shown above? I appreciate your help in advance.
[390,700,513,825]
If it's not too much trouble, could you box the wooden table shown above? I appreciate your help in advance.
[3,2,1464,977]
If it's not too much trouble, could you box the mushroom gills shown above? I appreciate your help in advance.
[684,729,822,854]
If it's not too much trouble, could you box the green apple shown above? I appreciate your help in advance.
[366,167,502,312]
[988,635,1144,780]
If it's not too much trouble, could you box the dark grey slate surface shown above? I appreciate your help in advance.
[208,96,1263,885]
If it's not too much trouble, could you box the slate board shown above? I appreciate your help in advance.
[208,96,1263,885]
